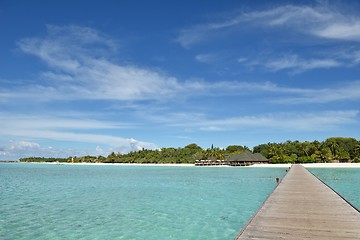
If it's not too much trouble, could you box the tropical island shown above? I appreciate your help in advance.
[19,137,360,165]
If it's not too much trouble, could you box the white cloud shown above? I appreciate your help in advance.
[0,140,65,159]
[8,140,40,151]
[259,54,342,73]
[195,54,217,63]
[133,79,360,105]
[332,48,360,66]
[1,109,357,159]
[177,26,209,49]
[0,140,40,158]
[237,57,247,63]
[96,145,104,153]
[15,25,182,102]
[193,80,360,104]
[0,113,157,157]
[0,113,131,130]
[170,110,359,132]
[199,126,225,131]
[272,81,360,104]
[0,140,110,160]
[315,21,360,41]
[176,4,360,48]
[4,25,358,104]
[350,51,360,64]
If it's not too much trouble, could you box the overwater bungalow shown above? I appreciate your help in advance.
[195,156,227,166]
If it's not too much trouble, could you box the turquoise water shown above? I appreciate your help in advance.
[309,168,360,210]
[0,163,285,240]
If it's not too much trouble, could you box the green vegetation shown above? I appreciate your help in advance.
[20,137,360,164]
[254,137,360,164]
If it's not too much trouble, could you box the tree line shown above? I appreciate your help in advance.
[20,137,360,164]
[254,137,360,163]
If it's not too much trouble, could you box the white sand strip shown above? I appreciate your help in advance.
[250,163,292,168]
[25,162,360,168]
[27,162,195,167]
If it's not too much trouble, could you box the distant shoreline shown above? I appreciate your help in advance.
[23,162,195,167]
[13,162,360,168]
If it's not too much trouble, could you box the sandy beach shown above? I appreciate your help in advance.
[28,162,195,167]
[250,163,292,168]
[25,162,360,168]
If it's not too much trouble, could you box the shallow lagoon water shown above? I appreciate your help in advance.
[0,163,286,240]
[309,167,360,210]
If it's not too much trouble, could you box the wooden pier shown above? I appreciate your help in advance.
[235,165,360,239]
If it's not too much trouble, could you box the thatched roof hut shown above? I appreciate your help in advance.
[226,150,269,166]
[253,153,269,162]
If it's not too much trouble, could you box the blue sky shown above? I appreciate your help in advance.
[1,0,360,160]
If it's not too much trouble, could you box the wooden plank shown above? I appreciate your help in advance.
[235,165,360,239]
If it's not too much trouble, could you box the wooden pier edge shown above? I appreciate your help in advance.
[233,164,293,239]
[234,164,360,239]
[305,166,360,213]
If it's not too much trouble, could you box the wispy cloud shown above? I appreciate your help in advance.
[331,48,360,66]
[253,54,342,73]
[0,140,90,159]
[0,114,129,130]
[271,80,360,104]
[191,80,360,104]
[0,113,156,155]
[2,108,356,159]
[15,25,182,102]
[176,3,360,48]
[169,110,359,132]
[315,20,360,41]
[195,53,219,63]
[2,24,357,105]
[0,140,132,160]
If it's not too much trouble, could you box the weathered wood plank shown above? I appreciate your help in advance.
[235,165,360,239]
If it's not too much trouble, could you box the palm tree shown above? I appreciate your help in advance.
[327,139,339,157]
[268,145,282,162]
[354,144,360,158]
